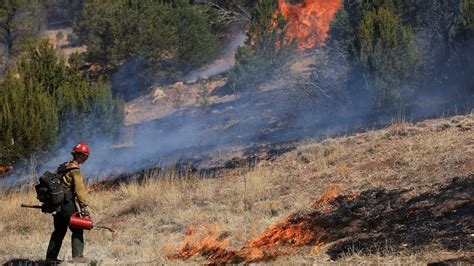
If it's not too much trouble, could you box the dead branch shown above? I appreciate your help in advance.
[207,2,249,24]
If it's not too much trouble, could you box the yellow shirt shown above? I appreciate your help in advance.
[60,160,88,207]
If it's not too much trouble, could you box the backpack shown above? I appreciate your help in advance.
[35,171,65,213]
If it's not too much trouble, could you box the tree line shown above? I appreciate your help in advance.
[0,0,229,163]
[1,0,473,163]
[329,0,474,112]
[73,0,225,99]
[0,40,123,162]
[230,0,473,114]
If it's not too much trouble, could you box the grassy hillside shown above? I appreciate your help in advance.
[1,113,473,264]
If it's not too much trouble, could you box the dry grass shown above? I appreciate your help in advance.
[1,113,473,264]
[124,77,230,126]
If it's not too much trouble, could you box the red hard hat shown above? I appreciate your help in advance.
[71,142,90,156]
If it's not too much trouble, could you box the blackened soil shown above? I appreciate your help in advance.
[427,256,474,265]
[292,175,473,260]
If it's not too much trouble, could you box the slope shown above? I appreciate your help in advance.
[1,113,473,264]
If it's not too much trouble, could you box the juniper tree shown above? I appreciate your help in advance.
[0,71,58,161]
[73,0,220,99]
[229,0,296,92]
[453,0,474,93]
[0,40,123,162]
[349,8,419,111]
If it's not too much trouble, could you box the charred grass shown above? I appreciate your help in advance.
[1,113,473,264]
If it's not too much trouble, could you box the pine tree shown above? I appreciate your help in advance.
[457,0,474,38]
[73,0,220,98]
[453,0,474,93]
[173,1,220,71]
[0,71,58,161]
[0,39,124,162]
[349,8,419,111]
[229,0,296,92]
[328,0,410,58]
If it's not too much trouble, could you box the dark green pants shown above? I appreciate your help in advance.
[46,201,84,259]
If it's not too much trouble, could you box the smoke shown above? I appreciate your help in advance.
[1,80,326,188]
[3,58,467,188]
[111,58,147,101]
[182,33,247,82]
[1,2,473,189]
[110,33,247,100]
[43,118,202,178]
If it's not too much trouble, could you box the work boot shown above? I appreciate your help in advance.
[71,256,90,263]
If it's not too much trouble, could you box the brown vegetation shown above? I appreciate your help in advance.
[124,77,230,126]
[1,113,473,264]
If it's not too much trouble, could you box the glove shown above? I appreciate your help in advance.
[81,207,90,217]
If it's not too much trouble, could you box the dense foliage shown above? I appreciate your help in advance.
[0,40,123,162]
[349,8,419,111]
[0,0,44,76]
[73,0,220,99]
[329,0,474,112]
[229,0,296,92]
[1,0,473,163]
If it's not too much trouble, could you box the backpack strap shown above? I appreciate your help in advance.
[56,161,79,174]
[65,161,80,170]
[55,161,79,202]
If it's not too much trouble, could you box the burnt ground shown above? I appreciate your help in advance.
[122,87,470,172]
[2,259,48,266]
[81,83,473,190]
[2,258,100,266]
[302,175,473,261]
[2,72,471,188]
[166,175,473,264]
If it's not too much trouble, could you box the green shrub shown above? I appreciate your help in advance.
[0,40,123,162]
[229,0,296,92]
[73,0,220,96]
[0,72,59,160]
[329,0,473,109]
[349,8,419,111]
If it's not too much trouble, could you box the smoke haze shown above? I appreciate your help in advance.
[1,1,473,189]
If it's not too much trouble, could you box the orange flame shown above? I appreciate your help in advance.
[168,220,323,263]
[167,225,242,264]
[312,186,342,208]
[276,0,342,50]
[168,187,361,263]
[242,217,323,262]
[0,165,14,175]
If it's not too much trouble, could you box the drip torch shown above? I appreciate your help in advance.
[21,204,116,233]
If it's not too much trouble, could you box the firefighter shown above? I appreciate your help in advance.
[46,143,91,263]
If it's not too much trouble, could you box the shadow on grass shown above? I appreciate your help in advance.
[427,256,474,265]
[3,259,99,265]
[316,175,473,260]
[3,259,53,266]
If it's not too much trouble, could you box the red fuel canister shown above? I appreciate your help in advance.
[69,212,93,230]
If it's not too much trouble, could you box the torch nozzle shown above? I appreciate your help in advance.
[21,204,42,209]
[95,225,117,233]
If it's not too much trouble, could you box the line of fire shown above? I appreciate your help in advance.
[1,0,473,265]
